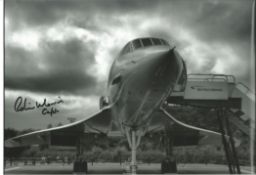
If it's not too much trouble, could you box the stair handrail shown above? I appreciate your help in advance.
[236,82,256,95]
[236,82,256,102]
[187,74,236,83]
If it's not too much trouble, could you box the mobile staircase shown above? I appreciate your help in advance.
[167,74,255,174]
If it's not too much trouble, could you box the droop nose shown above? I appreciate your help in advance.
[132,48,180,87]
[122,48,181,127]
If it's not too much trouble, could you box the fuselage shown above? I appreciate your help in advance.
[107,37,187,131]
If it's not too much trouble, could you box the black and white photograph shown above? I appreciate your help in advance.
[4,0,256,174]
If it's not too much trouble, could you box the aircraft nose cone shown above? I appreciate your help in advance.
[120,49,181,127]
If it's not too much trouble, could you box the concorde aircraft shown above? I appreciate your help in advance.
[5,37,253,174]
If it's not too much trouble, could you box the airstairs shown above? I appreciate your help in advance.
[168,74,255,136]
[167,74,255,174]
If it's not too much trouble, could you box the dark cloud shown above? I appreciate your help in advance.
[5,71,96,94]
[42,39,95,72]
[5,0,74,30]
[153,0,252,74]
[5,0,158,31]
[5,38,99,94]
[5,0,254,91]
[6,0,252,47]
[156,0,252,42]
[191,1,252,43]
[5,45,40,78]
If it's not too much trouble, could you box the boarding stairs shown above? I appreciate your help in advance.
[168,74,255,136]
[167,74,255,174]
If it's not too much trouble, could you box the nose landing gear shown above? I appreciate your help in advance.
[124,127,142,174]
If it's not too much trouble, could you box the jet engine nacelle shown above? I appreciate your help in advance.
[99,96,109,109]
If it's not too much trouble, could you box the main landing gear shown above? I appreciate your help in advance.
[161,157,177,174]
[160,104,241,174]
[161,126,177,174]
[73,136,88,174]
[73,158,88,174]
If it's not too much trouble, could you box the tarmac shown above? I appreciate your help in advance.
[4,162,253,174]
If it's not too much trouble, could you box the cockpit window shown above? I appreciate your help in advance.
[160,39,168,45]
[120,43,132,55]
[141,38,152,47]
[132,39,142,49]
[120,37,169,56]
[151,38,162,45]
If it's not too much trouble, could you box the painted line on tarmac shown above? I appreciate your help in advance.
[4,166,20,172]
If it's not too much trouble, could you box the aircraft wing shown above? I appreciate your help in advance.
[147,107,240,147]
[5,106,112,148]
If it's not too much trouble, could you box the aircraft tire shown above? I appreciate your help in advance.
[82,160,88,173]
[161,159,168,173]
[169,160,177,173]
[73,160,79,172]
[161,158,177,173]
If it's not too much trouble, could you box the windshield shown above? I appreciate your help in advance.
[120,37,169,55]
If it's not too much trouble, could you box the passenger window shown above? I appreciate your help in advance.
[132,39,142,49]
[141,38,152,47]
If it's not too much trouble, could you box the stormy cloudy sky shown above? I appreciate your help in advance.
[5,0,254,130]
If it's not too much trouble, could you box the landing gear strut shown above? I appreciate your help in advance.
[73,136,88,174]
[125,127,142,174]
